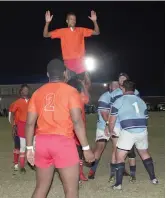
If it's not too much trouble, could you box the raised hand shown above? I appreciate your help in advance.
[45,10,53,23]
[88,10,97,22]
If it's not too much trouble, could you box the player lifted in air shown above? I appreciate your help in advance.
[43,10,100,91]
[109,80,158,190]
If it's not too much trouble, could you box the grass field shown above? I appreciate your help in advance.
[0,112,165,198]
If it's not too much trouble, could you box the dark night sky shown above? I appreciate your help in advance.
[0,1,165,96]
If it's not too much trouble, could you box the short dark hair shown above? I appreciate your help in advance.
[20,84,29,90]
[47,59,65,80]
[66,12,76,19]
[119,73,130,80]
[67,77,83,93]
[122,80,136,92]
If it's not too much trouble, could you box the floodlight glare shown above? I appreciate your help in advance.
[103,83,107,87]
[85,57,95,72]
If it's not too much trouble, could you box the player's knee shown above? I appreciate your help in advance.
[127,147,136,159]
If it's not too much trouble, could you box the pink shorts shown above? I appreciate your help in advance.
[35,134,79,169]
[64,58,86,74]
[17,121,26,138]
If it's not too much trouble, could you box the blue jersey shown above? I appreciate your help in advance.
[110,88,140,129]
[110,94,148,133]
[97,91,111,130]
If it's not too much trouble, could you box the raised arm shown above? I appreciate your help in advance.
[88,10,100,35]
[43,10,53,38]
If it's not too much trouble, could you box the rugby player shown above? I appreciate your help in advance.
[10,84,30,173]
[9,101,20,172]
[109,80,158,190]
[67,77,89,181]
[43,10,100,89]
[88,81,119,179]
[26,59,95,198]
[108,73,139,183]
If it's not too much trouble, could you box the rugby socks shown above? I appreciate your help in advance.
[115,163,125,186]
[79,160,88,181]
[110,163,117,177]
[130,165,136,177]
[20,152,25,168]
[13,149,19,165]
[143,157,156,180]
[90,159,99,173]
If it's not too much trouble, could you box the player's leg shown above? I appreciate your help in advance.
[13,135,20,172]
[58,164,79,198]
[88,128,108,179]
[76,144,88,181]
[19,137,26,173]
[55,135,80,198]
[112,130,134,190]
[32,166,55,198]
[135,130,158,184]
[127,146,136,182]
[109,127,121,183]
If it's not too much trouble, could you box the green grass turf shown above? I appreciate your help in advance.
[0,112,164,198]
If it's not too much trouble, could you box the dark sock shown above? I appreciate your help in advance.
[143,157,156,180]
[130,165,136,177]
[90,159,99,172]
[110,163,117,177]
[115,163,125,186]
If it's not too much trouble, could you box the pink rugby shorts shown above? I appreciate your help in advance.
[64,58,86,74]
[17,121,26,138]
[35,134,79,168]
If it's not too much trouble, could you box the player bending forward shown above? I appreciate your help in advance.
[26,59,95,198]
[109,80,158,190]
[43,10,100,90]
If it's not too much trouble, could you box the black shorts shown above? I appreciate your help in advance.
[14,135,20,150]
[66,68,90,81]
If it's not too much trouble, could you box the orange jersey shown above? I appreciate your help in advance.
[28,82,82,138]
[50,27,93,60]
[9,102,19,125]
[11,98,29,122]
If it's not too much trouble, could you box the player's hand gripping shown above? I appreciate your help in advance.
[83,149,95,163]
[88,10,97,22]
[104,126,110,137]
[45,10,53,23]
[27,148,35,166]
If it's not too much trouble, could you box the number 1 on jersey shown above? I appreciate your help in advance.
[132,102,139,114]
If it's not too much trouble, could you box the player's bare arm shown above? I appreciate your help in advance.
[25,112,37,146]
[100,110,110,137]
[88,10,100,35]
[70,107,95,163]
[43,10,54,38]
[108,115,117,137]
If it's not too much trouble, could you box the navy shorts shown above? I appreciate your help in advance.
[14,135,20,150]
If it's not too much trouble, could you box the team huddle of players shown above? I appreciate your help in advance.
[8,10,158,198]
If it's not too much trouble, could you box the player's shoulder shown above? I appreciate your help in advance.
[99,91,111,101]
[134,89,139,95]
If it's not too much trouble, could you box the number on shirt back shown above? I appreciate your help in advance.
[44,93,55,111]
[132,102,139,114]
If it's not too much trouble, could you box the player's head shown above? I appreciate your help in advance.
[118,73,130,86]
[66,12,76,27]
[111,81,119,91]
[47,59,66,82]
[20,84,30,98]
[122,80,136,94]
[67,77,82,93]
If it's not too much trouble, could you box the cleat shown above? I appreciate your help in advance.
[151,178,159,185]
[80,173,88,181]
[129,176,136,183]
[14,164,19,171]
[88,170,95,179]
[112,184,122,190]
[20,168,26,174]
[108,175,115,183]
